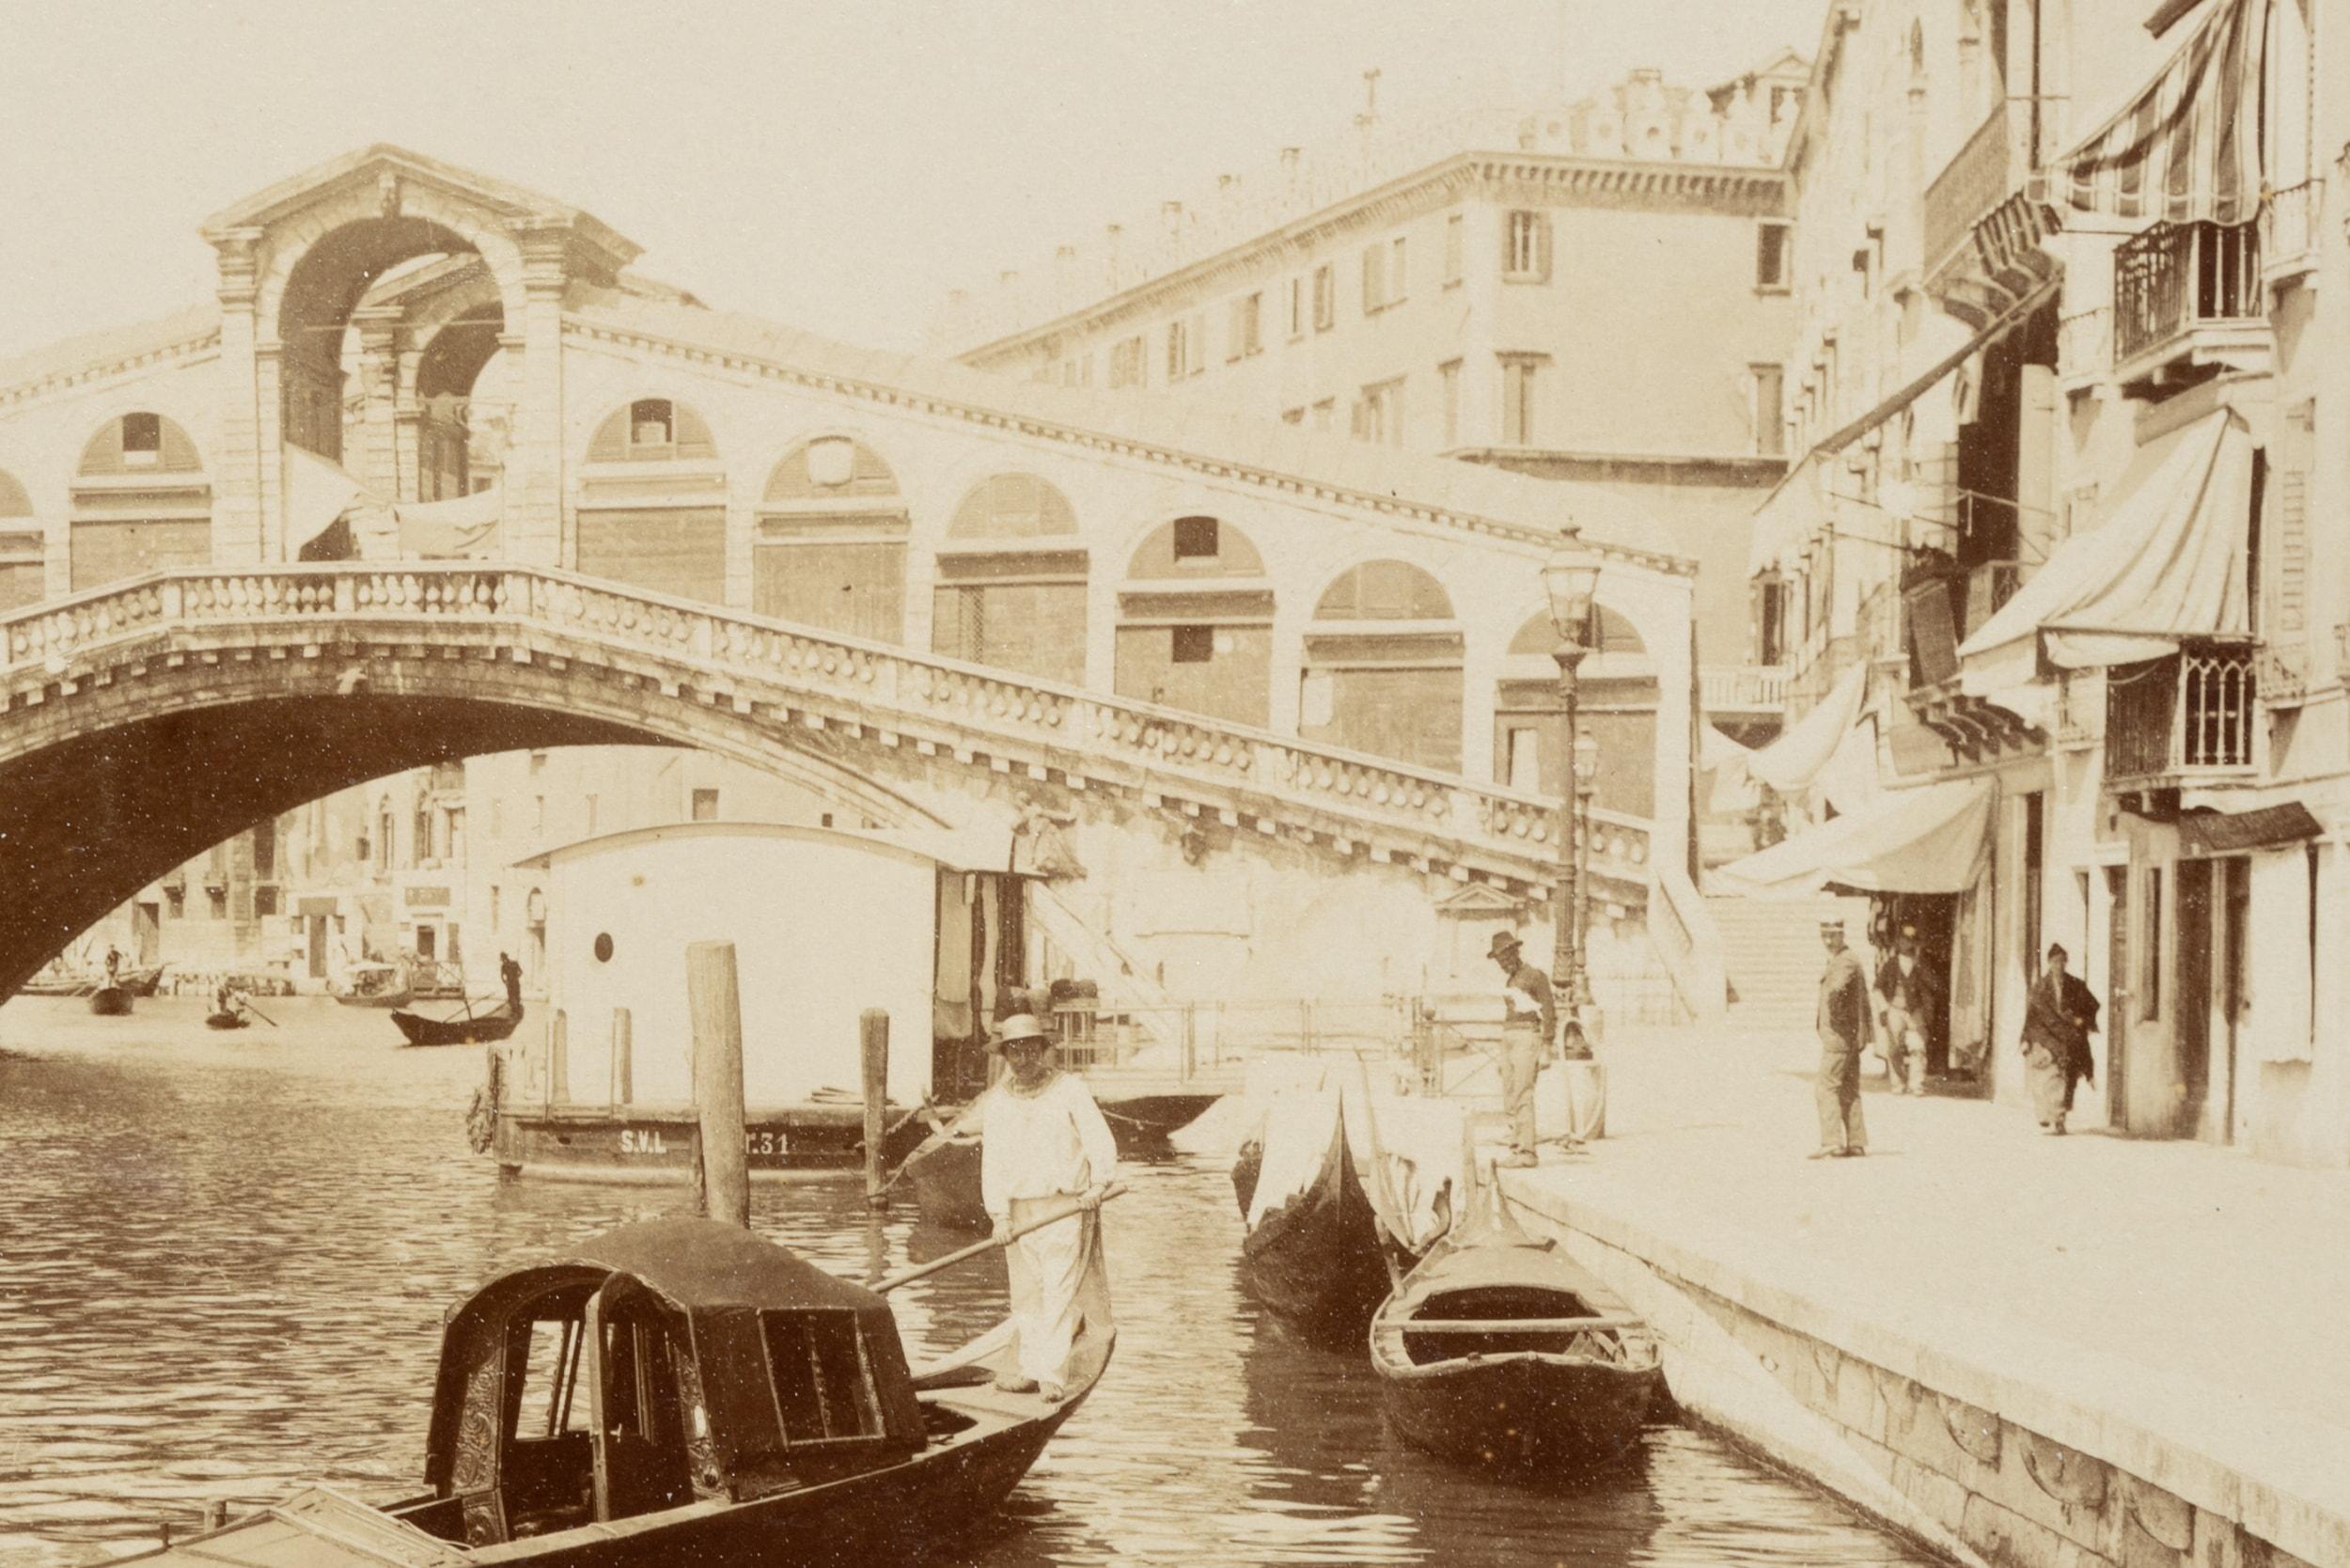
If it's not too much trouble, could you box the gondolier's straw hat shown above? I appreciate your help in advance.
[1487,932,1523,960]
[990,1012,1052,1051]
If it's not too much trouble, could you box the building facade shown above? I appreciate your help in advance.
[1742,0,2346,1165]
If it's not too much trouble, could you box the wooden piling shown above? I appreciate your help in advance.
[203,1499,229,1531]
[549,1010,570,1105]
[685,942,751,1229]
[612,1007,633,1105]
[861,1009,889,1208]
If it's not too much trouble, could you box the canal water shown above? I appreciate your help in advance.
[0,997,1935,1567]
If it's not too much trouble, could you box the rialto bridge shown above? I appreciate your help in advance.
[0,146,1716,1015]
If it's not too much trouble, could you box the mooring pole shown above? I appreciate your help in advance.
[685,942,751,1229]
[611,1007,633,1106]
[549,1011,569,1105]
[861,1009,890,1209]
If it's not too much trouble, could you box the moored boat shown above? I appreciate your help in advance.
[1371,1174,1664,1472]
[489,1099,932,1180]
[106,1215,1109,1567]
[897,1123,990,1229]
[205,1010,251,1030]
[331,961,413,1009]
[392,999,523,1047]
[87,985,133,1016]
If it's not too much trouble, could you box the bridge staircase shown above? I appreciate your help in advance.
[1703,889,1872,1034]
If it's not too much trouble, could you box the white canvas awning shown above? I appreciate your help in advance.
[1747,663,1867,796]
[396,485,504,558]
[1713,778,1993,899]
[282,444,371,555]
[1960,409,2249,681]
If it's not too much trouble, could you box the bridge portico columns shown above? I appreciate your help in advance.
[210,227,268,566]
[350,306,406,506]
[502,227,572,569]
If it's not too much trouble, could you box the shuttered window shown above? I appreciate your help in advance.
[2275,400,2311,634]
[575,509,727,604]
[932,582,1087,685]
[755,541,905,643]
[70,520,210,591]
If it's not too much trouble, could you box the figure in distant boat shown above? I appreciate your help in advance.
[1812,918,1870,1159]
[499,951,523,1013]
[2021,942,2098,1136]
[979,1012,1116,1403]
[1487,932,1556,1168]
[104,948,121,986]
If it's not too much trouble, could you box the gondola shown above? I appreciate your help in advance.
[897,1124,990,1230]
[121,965,166,998]
[1370,1172,1664,1472]
[393,998,524,1047]
[108,1216,1109,1568]
[87,985,133,1016]
[332,962,413,1009]
[1239,1115,1404,1346]
[205,1010,251,1031]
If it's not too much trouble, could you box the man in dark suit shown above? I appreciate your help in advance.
[2021,942,2099,1135]
[1873,923,1943,1096]
[1812,919,1871,1158]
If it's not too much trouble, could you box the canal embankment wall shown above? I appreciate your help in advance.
[1496,1031,2350,1568]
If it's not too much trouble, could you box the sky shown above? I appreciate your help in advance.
[0,0,1825,362]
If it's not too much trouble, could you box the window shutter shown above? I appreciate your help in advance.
[1535,214,1553,282]
[2277,400,2312,634]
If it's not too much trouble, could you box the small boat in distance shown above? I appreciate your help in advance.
[330,962,412,1009]
[205,1010,251,1031]
[392,997,523,1047]
[1371,1171,1664,1472]
[87,985,133,1017]
[106,1216,1109,1567]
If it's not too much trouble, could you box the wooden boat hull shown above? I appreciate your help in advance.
[121,967,165,997]
[204,1011,251,1030]
[393,1003,522,1046]
[1372,1343,1662,1470]
[1096,1091,1222,1149]
[492,1105,932,1179]
[1239,1127,1403,1347]
[899,1134,990,1230]
[333,989,412,1009]
[87,986,133,1016]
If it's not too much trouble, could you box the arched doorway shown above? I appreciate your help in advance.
[1114,515,1274,725]
[1493,607,1657,817]
[70,412,210,591]
[756,435,908,642]
[1301,560,1463,771]
[575,398,728,604]
[932,473,1088,684]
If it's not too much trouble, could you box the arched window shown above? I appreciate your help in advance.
[933,474,1088,685]
[576,398,727,604]
[0,466,38,612]
[1301,561,1462,771]
[1115,517,1274,725]
[1493,609,1657,815]
[70,413,210,591]
[755,437,908,644]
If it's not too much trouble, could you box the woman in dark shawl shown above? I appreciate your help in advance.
[2021,942,2099,1135]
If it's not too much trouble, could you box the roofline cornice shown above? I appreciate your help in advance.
[566,314,1694,579]
[0,326,224,413]
[955,151,1789,364]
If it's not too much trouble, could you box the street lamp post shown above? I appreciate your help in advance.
[1541,549,1602,1031]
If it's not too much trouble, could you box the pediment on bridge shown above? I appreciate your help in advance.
[201,144,641,276]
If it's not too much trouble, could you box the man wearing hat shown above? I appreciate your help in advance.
[1813,918,1871,1157]
[979,1012,1118,1401]
[1873,922,1941,1096]
[1487,931,1558,1168]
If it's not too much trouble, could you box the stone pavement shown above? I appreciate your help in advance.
[1496,1025,2350,1565]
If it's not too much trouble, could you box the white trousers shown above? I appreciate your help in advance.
[1005,1195,1111,1387]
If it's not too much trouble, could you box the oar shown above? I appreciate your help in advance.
[869,1183,1128,1294]
[241,999,280,1028]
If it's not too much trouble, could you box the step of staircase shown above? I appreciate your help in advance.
[1702,889,1872,1032]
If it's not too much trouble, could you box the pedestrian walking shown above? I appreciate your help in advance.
[2021,942,2099,1135]
[1873,923,1941,1096]
[1812,918,1871,1158]
[979,1012,1116,1402]
[1487,932,1558,1168]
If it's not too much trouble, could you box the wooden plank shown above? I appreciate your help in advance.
[1386,1314,1646,1335]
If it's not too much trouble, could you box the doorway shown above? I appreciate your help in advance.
[2105,866,2129,1126]
[132,902,161,967]
[2174,859,2213,1137]
[307,914,330,979]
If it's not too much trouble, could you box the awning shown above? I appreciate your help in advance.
[1959,408,2249,678]
[2034,0,2264,227]
[397,485,504,558]
[1747,455,1825,576]
[1811,278,2059,460]
[1713,778,1994,899]
[1748,663,1868,795]
[2179,801,2324,856]
[283,444,370,555]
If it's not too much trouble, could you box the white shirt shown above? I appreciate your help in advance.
[979,1072,1119,1226]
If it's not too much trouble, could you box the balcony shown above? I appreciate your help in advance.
[2112,221,2267,394]
[2105,644,2255,786]
[1961,560,2023,642]
[1925,105,2028,278]
[1700,665,1789,717]
[2057,306,2112,391]
[2262,178,2325,287]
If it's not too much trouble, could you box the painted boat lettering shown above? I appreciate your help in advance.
[618,1128,670,1155]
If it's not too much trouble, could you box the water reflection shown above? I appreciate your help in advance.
[0,997,1934,1566]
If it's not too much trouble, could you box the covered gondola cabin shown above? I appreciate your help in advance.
[494,822,1034,1176]
[411,1219,923,1548]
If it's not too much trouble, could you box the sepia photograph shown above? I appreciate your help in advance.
[0,0,2342,1563]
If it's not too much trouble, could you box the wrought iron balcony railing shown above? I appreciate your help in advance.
[2105,644,2255,782]
[1925,104,2029,276]
[2113,220,2262,364]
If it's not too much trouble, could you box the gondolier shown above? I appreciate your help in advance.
[979,1013,1116,1402]
[1487,933,1555,1168]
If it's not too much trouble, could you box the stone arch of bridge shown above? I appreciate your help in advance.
[0,659,949,997]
